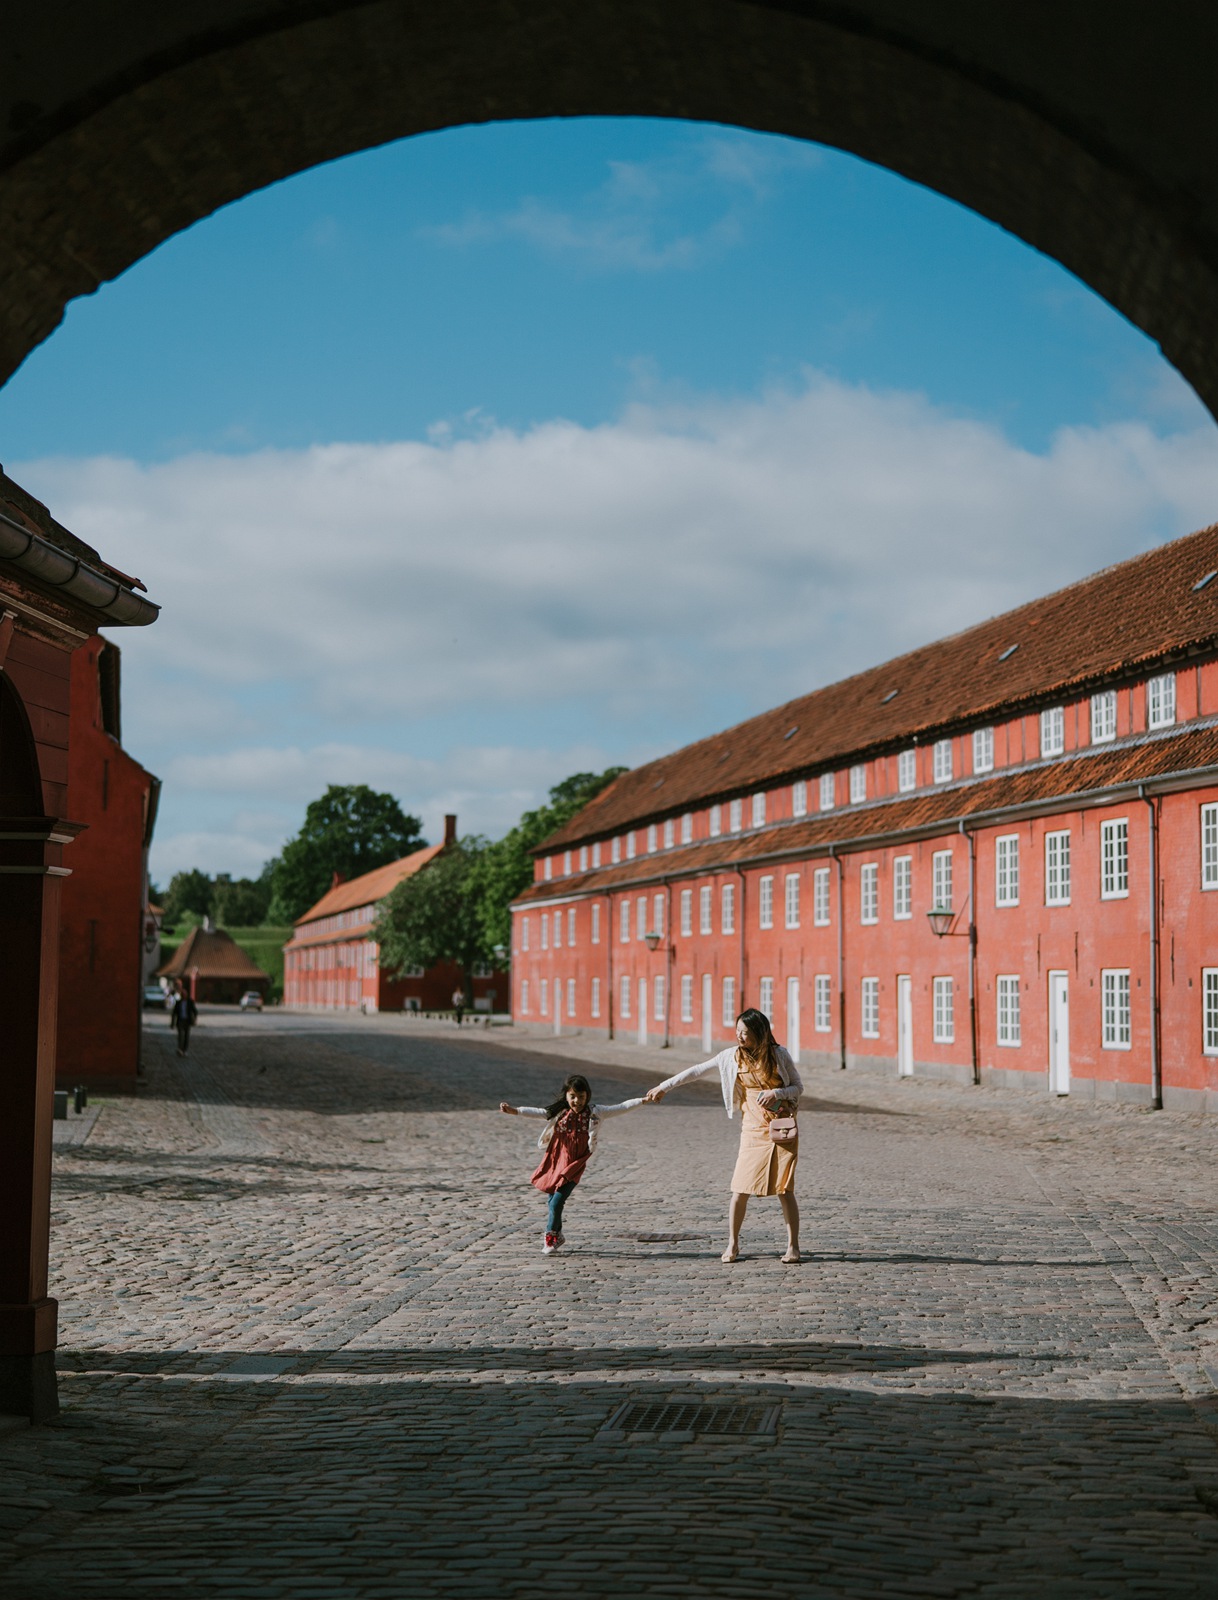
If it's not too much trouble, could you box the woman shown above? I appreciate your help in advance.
[645,1008,802,1263]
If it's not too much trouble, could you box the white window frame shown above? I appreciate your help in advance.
[636,897,648,939]
[663,818,674,849]
[680,888,693,938]
[1147,672,1176,729]
[648,824,658,854]
[1040,705,1065,758]
[893,855,912,920]
[521,916,530,952]
[653,975,665,1022]
[541,915,549,951]
[861,977,880,1039]
[653,893,665,938]
[1090,690,1117,744]
[813,866,831,926]
[592,841,601,869]
[520,979,529,1015]
[680,974,693,1023]
[591,977,600,1019]
[563,850,572,875]
[932,849,953,912]
[849,764,867,804]
[860,862,879,925]
[898,748,917,792]
[611,836,621,864]
[699,885,713,935]
[759,875,774,930]
[722,883,735,935]
[619,900,630,943]
[1204,969,1218,1055]
[1203,804,1218,891]
[792,780,807,817]
[785,873,800,930]
[619,975,631,1019]
[627,831,636,860]
[814,974,832,1032]
[1101,969,1132,1050]
[973,726,994,774]
[567,906,576,946]
[996,975,1021,1046]
[1101,818,1129,900]
[681,813,693,845]
[1045,830,1071,906]
[553,909,562,948]
[933,976,954,1044]
[591,904,600,945]
[709,804,722,838]
[758,976,774,1019]
[752,792,766,829]
[540,978,549,1017]
[933,739,954,784]
[996,834,1020,907]
[566,977,576,1017]
[544,857,552,881]
[722,975,736,1029]
[579,845,588,872]
[819,773,836,811]
[729,798,743,833]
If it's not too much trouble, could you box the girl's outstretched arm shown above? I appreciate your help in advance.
[594,1096,650,1118]
[506,1105,550,1118]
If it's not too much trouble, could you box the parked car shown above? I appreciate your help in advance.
[239,990,264,1012]
[143,985,169,1010]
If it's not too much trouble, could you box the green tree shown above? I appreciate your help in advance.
[474,767,627,953]
[212,874,272,928]
[266,785,425,922]
[162,868,214,928]
[375,836,490,999]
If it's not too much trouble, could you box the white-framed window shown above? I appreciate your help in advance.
[619,900,630,943]
[933,977,954,1044]
[722,975,736,1028]
[680,888,693,937]
[699,885,712,935]
[729,798,743,833]
[619,975,631,1019]
[861,977,880,1038]
[813,866,831,926]
[932,849,953,912]
[521,916,530,952]
[567,906,576,946]
[653,893,665,937]
[611,836,621,864]
[1101,818,1129,899]
[1101,969,1131,1049]
[973,727,994,774]
[591,904,600,944]
[1204,804,1218,890]
[592,841,601,869]
[933,739,954,783]
[792,780,807,817]
[722,883,735,935]
[564,850,572,875]
[636,897,648,939]
[898,748,917,792]
[1204,969,1218,1055]
[579,845,588,872]
[1147,672,1176,729]
[680,974,693,1023]
[849,764,867,804]
[893,856,912,920]
[663,818,674,849]
[566,977,576,1017]
[819,772,836,811]
[627,831,636,859]
[540,978,549,1017]
[648,824,658,854]
[814,974,832,1032]
[553,909,563,948]
[758,976,774,1019]
[541,915,549,950]
[520,979,529,1015]
[996,834,1020,906]
[996,975,1021,1045]
[591,977,600,1019]
[544,857,552,881]
[752,792,766,828]
[860,862,879,925]
[1091,690,1117,744]
[785,873,800,929]
[654,975,665,1021]
[681,813,693,844]
[759,875,774,930]
[1040,705,1065,758]
[710,804,722,838]
[1045,830,1071,905]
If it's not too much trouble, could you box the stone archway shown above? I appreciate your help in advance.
[1,3,1217,416]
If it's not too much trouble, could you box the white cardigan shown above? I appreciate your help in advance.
[512,1098,646,1160]
[653,1047,802,1119]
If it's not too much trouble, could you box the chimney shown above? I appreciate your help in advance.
[444,814,457,846]
[331,870,345,889]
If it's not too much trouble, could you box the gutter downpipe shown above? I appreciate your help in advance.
[961,821,980,1087]
[663,878,673,1048]
[832,845,847,1071]
[1139,785,1163,1110]
[606,894,614,1042]
[736,866,747,1015]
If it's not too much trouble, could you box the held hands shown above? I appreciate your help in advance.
[644,1087,666,1103]
[499,1102,518,1115]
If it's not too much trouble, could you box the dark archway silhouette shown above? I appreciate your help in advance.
[1,4,1218,417]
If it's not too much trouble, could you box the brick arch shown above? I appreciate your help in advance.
[1,5,1218,416]
[0,669,42,817]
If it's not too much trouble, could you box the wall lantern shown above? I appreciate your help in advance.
[926,906,958,938]
[644,931,663,952]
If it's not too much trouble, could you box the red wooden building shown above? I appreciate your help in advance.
[284,814,507,1013]
[513,523,1218,1115]
[158,920,270,1004]
[56,634,160,1090]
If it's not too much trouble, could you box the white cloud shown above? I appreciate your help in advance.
[18,372,1218,879]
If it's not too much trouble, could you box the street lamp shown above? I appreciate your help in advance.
[926,906,959,937]
[644,930,663,952]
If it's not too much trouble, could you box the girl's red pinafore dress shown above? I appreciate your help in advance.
[530,1107,592,1194]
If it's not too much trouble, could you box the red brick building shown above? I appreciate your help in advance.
[284,815,507,1013]
[55,635,160,1090]
[513,524,1218,1115]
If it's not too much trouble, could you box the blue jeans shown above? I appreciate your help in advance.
[546,1183,576,1234]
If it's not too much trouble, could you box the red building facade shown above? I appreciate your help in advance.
[284,815,508,1013]
[513,525,1218,1114]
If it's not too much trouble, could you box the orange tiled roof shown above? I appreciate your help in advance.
[292,841,446,926]
[514,721,1218,903]
[157,924,270,982]
[540,522,1218,850]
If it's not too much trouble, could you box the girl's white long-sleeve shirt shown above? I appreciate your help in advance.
[510,1098,646,1156]
[651,1048,802,1119]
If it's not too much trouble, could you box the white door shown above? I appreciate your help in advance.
[1048,972,1070,1094]
[787,977,801,1064]
[897,974,913,1077]
[701,974,713,1054]
[637,978,648,1046]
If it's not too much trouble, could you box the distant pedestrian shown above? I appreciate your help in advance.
[171,985,198,1057]
[452,987,466,1025]
[500,1074,650,1254]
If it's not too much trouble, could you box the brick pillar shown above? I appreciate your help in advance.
[0,816,77,1420]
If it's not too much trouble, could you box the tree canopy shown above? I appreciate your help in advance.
[267,784,425,923]
[375,836,490,993]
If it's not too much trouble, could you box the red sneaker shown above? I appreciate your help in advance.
[542,1232,557,1255]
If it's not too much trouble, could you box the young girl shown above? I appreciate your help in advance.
[499,1074,649,1254]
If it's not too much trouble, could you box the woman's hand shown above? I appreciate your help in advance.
[499,1102,518,1115]
[644,1087,666,1103]
[756,1089,780,1108]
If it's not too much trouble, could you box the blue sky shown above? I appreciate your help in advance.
[5,118,1216,883]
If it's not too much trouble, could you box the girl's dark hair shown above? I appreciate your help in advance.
[546,1074,593,1119]
[734,1007,781,1081]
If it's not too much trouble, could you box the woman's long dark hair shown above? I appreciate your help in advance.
[545,1074,593,1119]
[734,1007,781,1082]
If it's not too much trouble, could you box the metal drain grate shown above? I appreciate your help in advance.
[602,1400,779,1437]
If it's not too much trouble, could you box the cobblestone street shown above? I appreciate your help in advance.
[4,1011,1218,1599]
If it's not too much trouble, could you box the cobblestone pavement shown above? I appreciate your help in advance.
[4,1010,1218,1599]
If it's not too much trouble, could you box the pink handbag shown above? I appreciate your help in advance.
[768,1116,798,1144]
